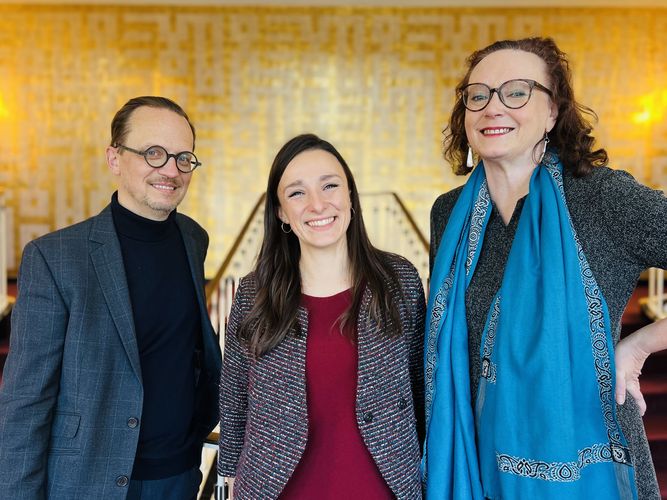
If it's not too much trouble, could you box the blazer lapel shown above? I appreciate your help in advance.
[89,206,142,382]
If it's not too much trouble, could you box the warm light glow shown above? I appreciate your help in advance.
[0,94,9,119]
[1,5,665,276]
[632,90,667,125]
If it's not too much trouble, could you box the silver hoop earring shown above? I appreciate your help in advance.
[280,222,291,234]
[350,207,355,219]
[539,132,550,164]
[466,145,474,169]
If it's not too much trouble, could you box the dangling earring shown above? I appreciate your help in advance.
[350,207,355,219]
[539,132,549,164]
[466,145,474,169]
[280,222,291,234]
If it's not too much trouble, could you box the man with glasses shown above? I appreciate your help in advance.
[0,96,221,500]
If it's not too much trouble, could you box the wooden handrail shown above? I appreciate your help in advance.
[204,431,220,447]
[205,193,266,304]
[389,192,429,253]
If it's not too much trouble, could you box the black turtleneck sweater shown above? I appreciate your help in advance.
[110,193,202,480]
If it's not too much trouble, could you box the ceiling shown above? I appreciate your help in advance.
[8,0,667,6]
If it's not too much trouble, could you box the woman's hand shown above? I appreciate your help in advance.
[615,317,667,415]
[614,332,650,415]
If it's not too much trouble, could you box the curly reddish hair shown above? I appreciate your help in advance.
[443,37,608,176]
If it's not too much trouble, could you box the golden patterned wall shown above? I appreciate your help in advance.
[1,5,666,276]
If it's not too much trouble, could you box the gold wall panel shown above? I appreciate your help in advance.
[0,6,665,276]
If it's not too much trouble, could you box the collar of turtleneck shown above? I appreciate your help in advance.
[110,191,177,242]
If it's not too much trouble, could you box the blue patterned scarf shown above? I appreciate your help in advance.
[423,153,637,499]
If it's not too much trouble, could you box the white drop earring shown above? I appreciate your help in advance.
[539,133,549,164]
[466,145,474,169]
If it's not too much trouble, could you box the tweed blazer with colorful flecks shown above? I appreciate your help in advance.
[218,254,425,499]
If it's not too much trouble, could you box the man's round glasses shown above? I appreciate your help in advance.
[116,144,201,173]
[460,79,553,112]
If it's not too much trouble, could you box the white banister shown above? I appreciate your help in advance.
[640,268,666,321]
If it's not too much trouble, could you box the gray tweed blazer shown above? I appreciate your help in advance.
[218,254,425,499]
[0,205,221,500]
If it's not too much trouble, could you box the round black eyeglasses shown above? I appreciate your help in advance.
[461,79,553,112]
[116,144,201,173]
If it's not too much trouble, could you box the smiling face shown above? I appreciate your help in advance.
[465,49,558,170]
[276,149,352,256]
[106,106,194,221]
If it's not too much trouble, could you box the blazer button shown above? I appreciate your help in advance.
[363,411,373,423]
[116,475,129,487]
[398,398,408,410]
[127,417,139,429]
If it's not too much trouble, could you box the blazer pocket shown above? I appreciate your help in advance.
[49,411,81,454]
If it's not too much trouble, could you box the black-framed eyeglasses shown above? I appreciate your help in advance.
[115,144,201,173]
[460,79,553,112]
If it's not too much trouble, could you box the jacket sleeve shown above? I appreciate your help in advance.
[597,169,667,269]
[408,268,426,449]
[0,241,67,499]
[217,276,252,477]
[429,188,462,275]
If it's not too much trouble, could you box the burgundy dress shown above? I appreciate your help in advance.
[279,290,394,500]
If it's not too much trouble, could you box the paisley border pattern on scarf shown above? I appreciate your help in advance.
[497,442,613,482]
[424,262,455,425]
[423,262,455,484]
[466,180,490,275]
[480,295,500,383]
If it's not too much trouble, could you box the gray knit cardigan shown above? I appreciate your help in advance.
[430,166,667,500]
[218,254,426,499]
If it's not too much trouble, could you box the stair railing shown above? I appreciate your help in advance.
[640,268,666,321]
[360,191,430,291]
[205,193,266,344]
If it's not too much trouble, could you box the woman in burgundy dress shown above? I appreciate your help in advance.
[218,133,425,499]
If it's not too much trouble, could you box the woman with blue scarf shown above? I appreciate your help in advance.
[424,37,667,499]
